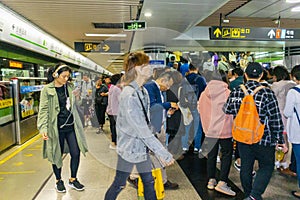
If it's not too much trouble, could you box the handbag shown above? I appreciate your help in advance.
[178,87,193,125]
[137,167,165,200]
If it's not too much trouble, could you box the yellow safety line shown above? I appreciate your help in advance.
[0,133,41,166]
[0,171,36,174]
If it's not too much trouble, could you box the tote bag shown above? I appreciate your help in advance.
[178,87,193,125]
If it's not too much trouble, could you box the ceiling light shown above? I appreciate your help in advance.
[107,60,124,63]
[291,6,300,11]
[286,0,300,3]
[85,33,127,37]
[144,12,152,17]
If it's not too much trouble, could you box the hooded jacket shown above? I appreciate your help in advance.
[198,80,233,139]
[37,82,88,168]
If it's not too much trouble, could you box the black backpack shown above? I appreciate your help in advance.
[180,77,199,109]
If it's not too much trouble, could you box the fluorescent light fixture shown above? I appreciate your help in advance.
[286,0,300,3]
[144,12,152,17]
[85,33,127,37]
[107,59,124,63]
[291,6,300,11]
[223,19,230,23]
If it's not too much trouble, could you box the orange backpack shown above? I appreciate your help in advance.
[232,85,265,144]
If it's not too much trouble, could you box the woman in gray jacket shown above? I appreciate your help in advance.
[37,63,88,193]
[105,52,174,200]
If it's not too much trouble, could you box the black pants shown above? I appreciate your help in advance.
[95,104,107,126]
[206,137,233,182]
[238,142,275,200]
[52,129,80,180]
[108,115,117,143]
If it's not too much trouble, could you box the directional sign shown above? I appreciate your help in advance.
[210,26,300,41]
[74,41,121,53]
[123,21,146,31]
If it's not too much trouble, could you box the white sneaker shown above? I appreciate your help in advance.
[207,178,217,190]
[88,120,92,126]
[217,155,221,163]
[215,181,236,196]
[109,144,116,150]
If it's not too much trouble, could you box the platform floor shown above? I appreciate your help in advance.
[0,124,298,200]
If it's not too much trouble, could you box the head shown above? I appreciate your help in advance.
[110,73,122,85]
[205,70,228,84]
[273,65,290,82]
[82,73,90,82]
[291,64,300,83]
[122,51,150,85]
[188,64,198,73]
[155,72,173,91]
[232,67,244,78]
[103,75,111,85]
[245,62,263,81]
[48,63,72,85]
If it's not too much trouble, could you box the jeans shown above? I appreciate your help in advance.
[104,155,156,200]
[52,129,80,180]
[108,115,117,143]
[292,144,300,188]
[182,110,202,150]
[238,142,275,200]
[290,148,297,173]
[206,137,233,182]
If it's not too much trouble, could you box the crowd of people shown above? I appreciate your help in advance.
[37,51,300,200]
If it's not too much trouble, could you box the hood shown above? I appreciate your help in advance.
[203,80,229,99]
[186,73,199,83]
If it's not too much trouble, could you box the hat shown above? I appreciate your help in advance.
[245,62,263,78]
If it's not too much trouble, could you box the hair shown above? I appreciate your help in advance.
[122,51,150,85]
[47,62,72,83]
[83,73,89,77]
[156,71,173,82]
[273,65,290,81]
[110,73,122,85]
[189,63,197,71]
[204,70,228,84]
[169,70,182,85]
[291,64,300,81]
[232,67,244,77]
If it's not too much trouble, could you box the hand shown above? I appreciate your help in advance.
[42,132,48,140]
[164,158,175,167]
[167,108,175,116]
[277,143,288,153]
[170,102,178,110]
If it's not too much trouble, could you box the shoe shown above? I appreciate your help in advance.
[215,181,236,196]
[252,170,256,178]
[182,148,188,153]
[127,177,138,189]
[234,160,241,172]
[207,178,217,190]
[55,180,66,193]
[217,155,221,163]
[279,168,297,177]
[194,148,199,154]
[109,144,116,150]
[292,191,300,199]
[69,179,85,191]
[164,180,179,190]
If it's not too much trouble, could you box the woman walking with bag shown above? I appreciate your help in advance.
[104,52,174,200]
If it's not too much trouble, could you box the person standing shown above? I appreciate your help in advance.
[80,73,94,127]
[223,62,287,200]
[37,63,88,193]
[104,52,174,200]
[284,65,300,199]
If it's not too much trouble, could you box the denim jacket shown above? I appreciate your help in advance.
[116,81,173,164]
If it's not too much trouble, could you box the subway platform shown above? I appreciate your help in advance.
[0,124,298,200]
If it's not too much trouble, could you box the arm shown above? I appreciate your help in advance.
[37,87,49,139]
[284,90,296,118]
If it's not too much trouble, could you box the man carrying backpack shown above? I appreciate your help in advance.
[181,64,206,153]
[223,62,288,200]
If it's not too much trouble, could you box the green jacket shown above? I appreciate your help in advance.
[37,82,88,168]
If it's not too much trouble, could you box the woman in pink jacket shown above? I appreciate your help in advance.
[198,70,235,196]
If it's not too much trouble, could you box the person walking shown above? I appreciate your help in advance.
[223,62,287,200]
[37,63,88,193]
[104,52,174,200]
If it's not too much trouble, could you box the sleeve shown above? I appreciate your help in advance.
[266,91,284,143]
[37,87,49,134]
[223,90,238,115]
[284,90,296,118]
[124,92,173,163]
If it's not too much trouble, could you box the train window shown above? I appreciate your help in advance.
[0,81,14,125]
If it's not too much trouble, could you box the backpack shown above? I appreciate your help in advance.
[181,77,199,109]
[232,84,265,144]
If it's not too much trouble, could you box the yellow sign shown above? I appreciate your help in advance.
[102,44,110,52]
[9,60,23,69]
[212,27,251,39]
[213,28,222,38]
[0,98,13,109]
[21,109,34,118]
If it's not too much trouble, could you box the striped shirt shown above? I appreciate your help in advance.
[223,80,284,146]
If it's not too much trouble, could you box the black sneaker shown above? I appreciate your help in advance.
[69,179,85,191]
[127,177,138,189]
[56,180,66,193]
[164,180,179,190]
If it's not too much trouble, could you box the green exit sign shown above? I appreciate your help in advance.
[123,21,146,31]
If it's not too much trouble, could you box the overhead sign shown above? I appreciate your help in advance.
[9,60,23,68]
[74,41,121,53]
[123,21,146,31]
[210,26,300,40]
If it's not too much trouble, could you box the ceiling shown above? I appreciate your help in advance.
[1,0,300,73]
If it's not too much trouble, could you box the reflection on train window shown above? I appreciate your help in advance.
[0,82,14,125]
